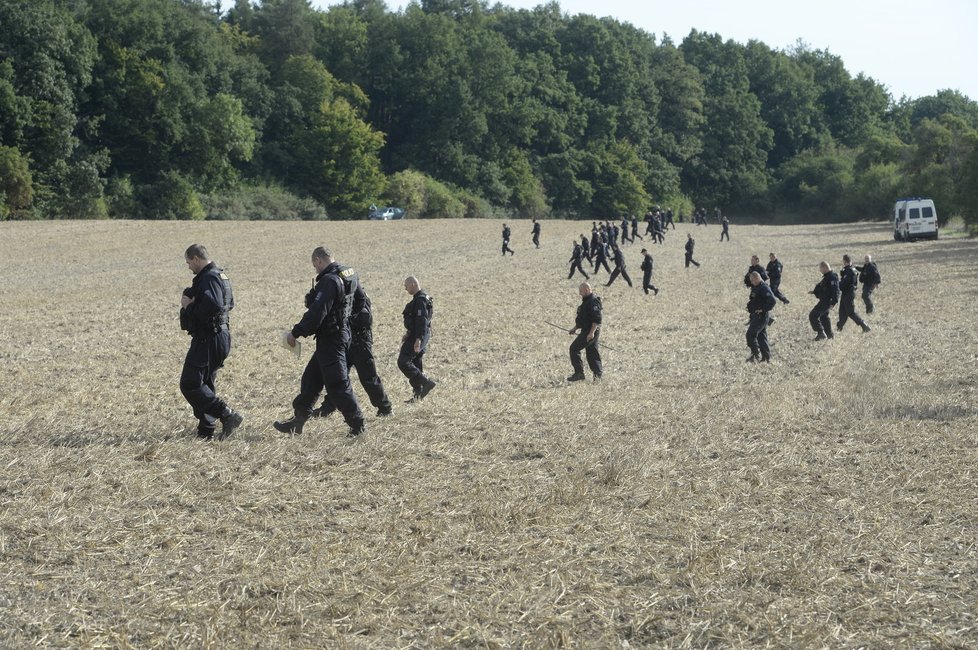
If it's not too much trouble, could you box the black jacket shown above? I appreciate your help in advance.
[612,247,626,268]
[685,238,695,254]
[857,262,881,286]
[181,262,233,337]
[403,291,433,342]
[575,294,602,330]
[766,259,783,282]
[292,262,354,341]
[747,282,777,313]
[840,265,859,294]
[743,264,769,287]
[813,271,840,304]
[640,254,653,274]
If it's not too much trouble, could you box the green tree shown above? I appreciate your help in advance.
[0,145,33,218]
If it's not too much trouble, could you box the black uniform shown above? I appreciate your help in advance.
[837,265,869,332]
[568,242,590,279]
[640,252,658,295]
[746,281,777,361]
[631,216,643,241]
[664,209,675,229]
[606,247,633,287]
[809,270,840,338]
[592,241,612,274]
[570,293,603,379]
[290,263,364,430]
[315,286,392,418]
[856,262,881,313]
[580,237,591,264]
[502,225,514,255]
[743,264,769,287]
[180,262,235,437]
[766,259,790,304]
[720,217,730,241]
[531,221,541,248]
[685,237,700,267]
[589,230,601,262]
[398,290,435,398]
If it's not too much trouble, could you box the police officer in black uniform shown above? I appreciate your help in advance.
[531,219,541,248]
[746,271,777,362]
[809,261,840,341]
[743,255,768,287]
[767,253,790,304]
[684,234,700,268]
[631,215,643,241]
[856,254,881,313]
[567,282,603,381]
[838,254,871,334]
[592,238,612,275]
[589,228,601,263]
[605,244,633,287]
[180,244,242,440]
[640,248,659,295]
[274,246,365,437]
[568,240,590,279]
[501,223,515,255]
[312,281,393,419]
[720,215,730,241]
[579,234,591,265]
[399,276,436,402]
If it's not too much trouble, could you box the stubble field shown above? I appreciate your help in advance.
[0,218,976,648]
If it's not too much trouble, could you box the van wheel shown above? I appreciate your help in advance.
[893,231,900,241]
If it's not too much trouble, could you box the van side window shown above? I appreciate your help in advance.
[909,208,920,219]
[899,208,906,221]
[922,207,934,219]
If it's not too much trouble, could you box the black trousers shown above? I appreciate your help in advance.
[685,252,699,268]
[642,270,658,294]
[862,283,877,313]
[398,335,431,392]
[319,338,391,414]
[568,260,590,279]
[607,266,632,287]
[809,300,834,335]
[502,240,514,255]
[180,331,231,435]
[746,312,771,358]
[593,258,611,274]
[770,278,789,302]
[837,293,866,330]
[293,337,363,426]
[570,330,602,377]
[720,229,729,241]
[532,233,540,248]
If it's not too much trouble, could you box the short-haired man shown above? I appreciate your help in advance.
[274,246,365,437]
[855,254,881,313]
[567,282,603,382]
[743,255,768,287]
[179,244,242,440]
[809,261,840,341]
[501,224,515,256]
[766,253,790,304]
[684,233,700,268]
[399,276,436,402]
[838,254,871,334]
[640,248,659,295]
[531,219,541,248]
[746,271,777,362]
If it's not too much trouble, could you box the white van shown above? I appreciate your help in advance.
[893,197,938,241]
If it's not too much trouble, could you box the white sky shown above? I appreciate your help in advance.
[309,0,978,101]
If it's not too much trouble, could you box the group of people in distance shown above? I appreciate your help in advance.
[178,244,435,442]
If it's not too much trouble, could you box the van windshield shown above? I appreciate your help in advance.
[910,208,920,219]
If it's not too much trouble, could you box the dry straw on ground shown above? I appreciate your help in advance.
[0,218,976,648]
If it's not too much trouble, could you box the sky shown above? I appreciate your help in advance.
[309,0,978,101]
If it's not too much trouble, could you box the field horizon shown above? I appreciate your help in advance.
[1,218,976,647]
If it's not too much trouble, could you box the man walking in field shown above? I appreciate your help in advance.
[274,246,365,438]
[746,271,777,362]
[531,219,541,248]
[312,275,394,420]
[501,223,515,255]
[837,254,871,334]
[684,233,700,268]
[605,244,633,287]
[567,282,602,382]
[856,254,881,313]
[720,215,730,241]
[767,253,790,304]
[399,276,436,402]
[809,261,840,341]
[179,244,243,440]
[743,255,768,287]
[568,240,590,280]
[640,248,659,295]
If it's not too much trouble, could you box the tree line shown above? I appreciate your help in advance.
[1,0,977,227]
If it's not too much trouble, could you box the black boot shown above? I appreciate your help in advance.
[273,415,307,435]
[217,410,243,440]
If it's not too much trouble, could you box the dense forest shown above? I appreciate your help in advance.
[1,0,977,226]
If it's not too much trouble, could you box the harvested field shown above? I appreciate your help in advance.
[0,218,976,648]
